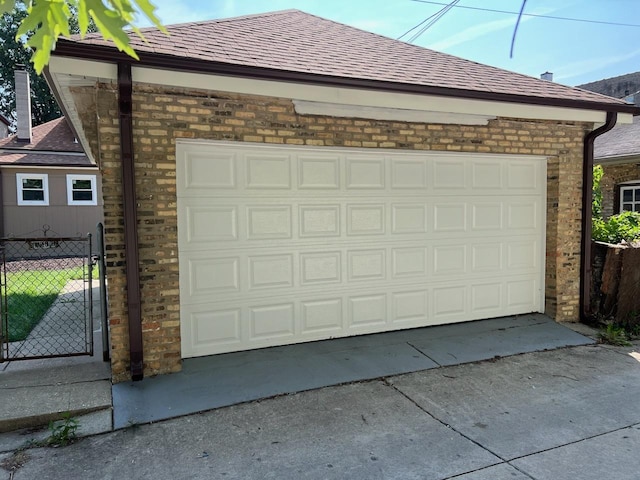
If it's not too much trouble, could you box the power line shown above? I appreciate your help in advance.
[510,0,527,58]
[410,0,640,28]
[403,0,460,42]
[397,7,447,40]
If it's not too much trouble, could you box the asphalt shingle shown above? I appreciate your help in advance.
[0,117,84,152]
[63,9,628,108]
[0,117,90,166]
[595,116,640,160]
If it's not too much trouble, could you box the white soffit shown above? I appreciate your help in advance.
[48,56,633,125]
[47,58,119,163]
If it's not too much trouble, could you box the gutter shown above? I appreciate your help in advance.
[118,62,144,381]
[51,41,640,116]
[581,111,617,322]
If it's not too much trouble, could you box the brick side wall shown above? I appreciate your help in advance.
[600,163,640,219]
[71,84,592,382]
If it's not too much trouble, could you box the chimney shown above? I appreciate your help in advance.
[540,72,553,81]
[15,67,32,143]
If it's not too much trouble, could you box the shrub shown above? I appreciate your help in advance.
[593,211,640,244]
[593,165,604,218]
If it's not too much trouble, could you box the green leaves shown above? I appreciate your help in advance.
[592,165,604,218]
[593,211,640,244]
[0,0,16,14]
[1,0,168,74]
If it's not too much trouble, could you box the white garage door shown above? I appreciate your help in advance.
[177,141,546,358]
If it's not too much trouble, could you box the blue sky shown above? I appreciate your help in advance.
[144,0,640,87]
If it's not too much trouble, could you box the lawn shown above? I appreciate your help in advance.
[4,266,90,342]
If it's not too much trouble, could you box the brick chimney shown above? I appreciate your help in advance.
[14,67,32,143]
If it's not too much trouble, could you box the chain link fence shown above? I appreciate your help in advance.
[0,236,93,361]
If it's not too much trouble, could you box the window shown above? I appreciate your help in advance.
[620,185,640,213]
[16,173,49,206]
[67,174,97,206]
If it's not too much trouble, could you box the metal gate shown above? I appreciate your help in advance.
[0,233,93,361]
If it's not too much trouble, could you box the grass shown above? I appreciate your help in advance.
[598,323,632,347]
[5,266,90,342]
[47,413,79,446]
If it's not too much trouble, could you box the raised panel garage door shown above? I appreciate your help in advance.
[177,141,546,358]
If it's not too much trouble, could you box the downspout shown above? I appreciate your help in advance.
[118,62,144,380]
[581,111,617,322]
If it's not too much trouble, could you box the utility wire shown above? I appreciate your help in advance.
[398,0,459,41]
[397,8,447,40]
[407,0,460,43]
[510,0,527,58]
[410,0,640,28]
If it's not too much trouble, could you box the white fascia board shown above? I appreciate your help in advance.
[49,57,618,126]
[48,56,117,79]
[133,66,608,124]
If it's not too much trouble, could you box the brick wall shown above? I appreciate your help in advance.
[71,83,592,382]
[600,163,640,219]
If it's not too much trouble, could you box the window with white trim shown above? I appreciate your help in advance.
[620,185,640,213]
[67,174,97,206]
[16,173,49,206]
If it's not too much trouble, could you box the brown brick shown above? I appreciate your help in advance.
[78,83,590,382]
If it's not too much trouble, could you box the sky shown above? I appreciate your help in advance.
[141,0,640,88]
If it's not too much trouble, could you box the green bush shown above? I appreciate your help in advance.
[593,165,604,217]
[593,211,640,244]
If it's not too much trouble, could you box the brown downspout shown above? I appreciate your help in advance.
[118,62,144,381]
[581,111,617,322]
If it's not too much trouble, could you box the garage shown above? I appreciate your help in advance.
[177,141,545,358]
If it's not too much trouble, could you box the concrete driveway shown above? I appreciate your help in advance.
[2,338,640,479]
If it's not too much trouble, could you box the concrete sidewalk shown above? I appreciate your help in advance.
[0,283,111,434]
[112,314,592,428]
[2,335,640,479]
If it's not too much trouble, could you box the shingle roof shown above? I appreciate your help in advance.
[578,71,640,99]
[0,117,90,166]
[594,116,640,160]
[59,9,630,110]
[0,117,84,152]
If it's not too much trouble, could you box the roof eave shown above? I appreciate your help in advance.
[594,153,640,165]
[52,40,640,116]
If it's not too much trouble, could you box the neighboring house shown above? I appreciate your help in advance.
[0,70,103,238]
[579,71,640,101]
[580,72,640,219]
[44,10,638,382]
[0,113,10,139]
[593,117,640,219]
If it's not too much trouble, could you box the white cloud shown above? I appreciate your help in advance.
[425,17,518,51]
[423,5,559,52]
[554,48,640,81]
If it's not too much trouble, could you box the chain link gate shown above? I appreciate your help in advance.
[0,232,94,361]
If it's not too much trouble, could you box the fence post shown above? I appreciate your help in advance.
[0,242,4,363]
[97,223,110,362]
[87,233,94,356]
